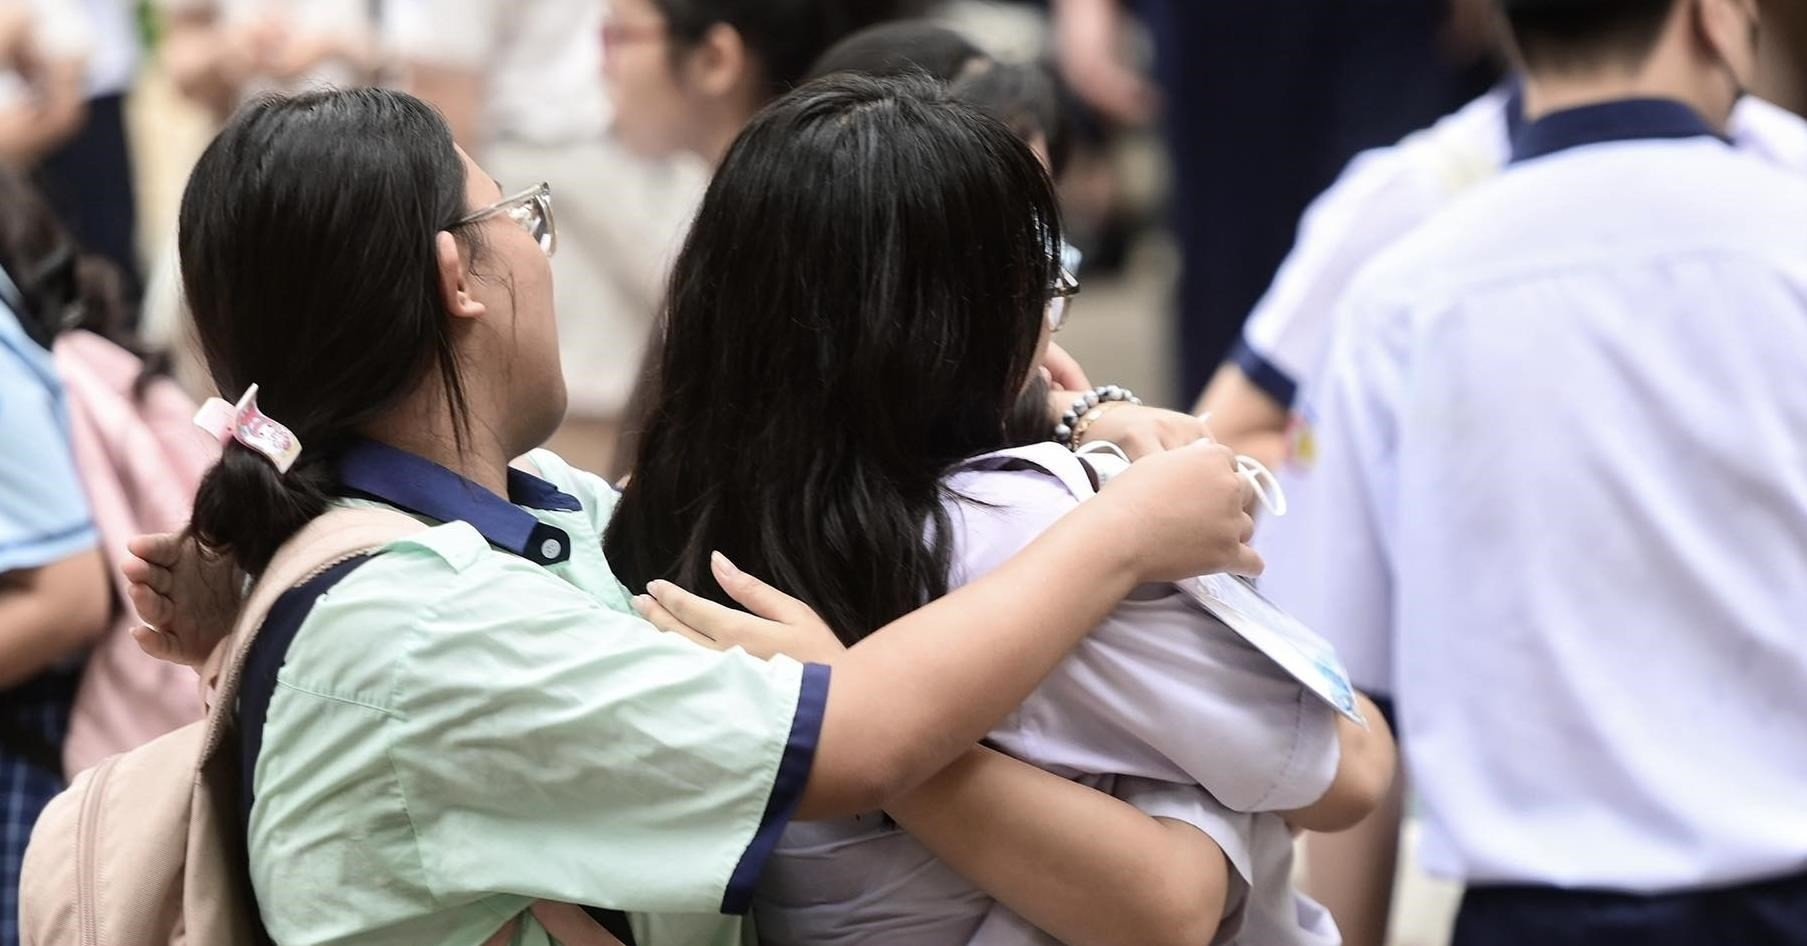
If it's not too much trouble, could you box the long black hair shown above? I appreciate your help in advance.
[182,88,481,573]
[606,74,1062,645]
[0,168,136,356]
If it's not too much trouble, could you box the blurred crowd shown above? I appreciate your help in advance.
[4,2,1807,946]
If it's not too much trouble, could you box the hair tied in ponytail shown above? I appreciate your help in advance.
[194,384,304,474]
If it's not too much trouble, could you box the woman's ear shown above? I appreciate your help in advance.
[435,231,487,321]
[686,22,755,100]
[1695,0,1761,86]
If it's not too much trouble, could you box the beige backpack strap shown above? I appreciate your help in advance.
[481,903,628,946]
[197,507,428,762]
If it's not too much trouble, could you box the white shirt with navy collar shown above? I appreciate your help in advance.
[1305,97,1807,892]
[1231,86,1807,689]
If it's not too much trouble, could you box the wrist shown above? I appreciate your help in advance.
[1052,384,1141,450]
[1039,495,1143,593]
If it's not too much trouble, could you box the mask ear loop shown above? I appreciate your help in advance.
[1236,454,1287,518]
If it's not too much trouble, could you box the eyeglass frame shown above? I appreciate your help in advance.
[1046,267,1081,332]
[454,182,557,258]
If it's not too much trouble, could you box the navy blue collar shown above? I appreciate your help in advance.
[337,440,580,566]
[1510,98,1725,164]
[1503,76,1527,144]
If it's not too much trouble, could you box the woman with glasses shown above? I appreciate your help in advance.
[128,86,1268,946]
[607,74,1398,946]
[388,0,707,480]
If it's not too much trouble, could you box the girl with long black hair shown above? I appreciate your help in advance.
[609,74,1396,945]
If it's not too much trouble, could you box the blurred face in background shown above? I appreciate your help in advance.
[602,0,760,161]
[603,0,693,157]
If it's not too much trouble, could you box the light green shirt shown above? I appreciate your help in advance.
[249,447,824,946]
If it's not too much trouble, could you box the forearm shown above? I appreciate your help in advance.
[889,747,1226,946]
[0,550,111,688]
[1196,364,1290,469]
[801,501,1140,816]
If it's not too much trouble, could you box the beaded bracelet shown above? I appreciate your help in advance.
[1052,384,1142,450]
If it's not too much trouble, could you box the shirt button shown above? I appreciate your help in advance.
[540,538,563,560]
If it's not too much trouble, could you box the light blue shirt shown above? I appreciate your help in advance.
[0,268,96,573]
[1306,100,1807,892]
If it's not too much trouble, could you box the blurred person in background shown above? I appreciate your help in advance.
[1194,18,1807,943]
[159,0,386,119]
[391,0,705,477]
[1305,0,1807,942]
[0,1,89,172]
[605,0,923,478]
[0,169,113,946]
[604,0,927,166]
[30,0,141,309]
[2,0,140,308]
[1052,0,1500,404]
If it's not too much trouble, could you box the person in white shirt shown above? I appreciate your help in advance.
[158,0,383,119]
[389,0,706,478]
[0,0,89,169]
[28,0,139,303]
[1306,0,1807,942]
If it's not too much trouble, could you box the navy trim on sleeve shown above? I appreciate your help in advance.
[720,661,831,914]
[1230,339,1300,410]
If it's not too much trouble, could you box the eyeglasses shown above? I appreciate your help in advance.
[1046,267,1080,332]
[601,19,667,50]
[455,182,557,257]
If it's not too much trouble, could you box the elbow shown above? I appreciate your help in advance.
[1146,901,1222,946]
[1288,712,1399,833]
[1136,871,1226,946]
[1130,821,1228,946]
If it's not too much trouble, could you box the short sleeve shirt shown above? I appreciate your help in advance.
[248,442,829,946]
[0,271,96,574]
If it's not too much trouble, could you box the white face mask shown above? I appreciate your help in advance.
[1075,438,1289,519]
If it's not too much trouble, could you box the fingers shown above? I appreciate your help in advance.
[710,552,816,625]
[128,581,174,629]
[130,624,185,665]
[127,532,185,568]
[122,553,173,596]
[643,577,789,649]
[630,593,724,650]
[1043,342,1094,392]
[1228,543,1266,578]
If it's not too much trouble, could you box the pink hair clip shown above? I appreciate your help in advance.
[193,383,303,474]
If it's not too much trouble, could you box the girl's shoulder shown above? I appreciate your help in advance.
[942,443,1098,587]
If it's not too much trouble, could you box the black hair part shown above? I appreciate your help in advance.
[953,60,1073,178]
[807,19,990,83]
[652,0,923,98]
[1500,0,1680,71]
[180,88,479,573]
[606,73,1062,645]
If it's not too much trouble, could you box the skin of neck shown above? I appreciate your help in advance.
[695,84,764,167]
[1519,13,1743,131]
[360,371,523,500]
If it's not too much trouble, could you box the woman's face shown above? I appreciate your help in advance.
[455,148,567,451]
[603,0,705,158]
